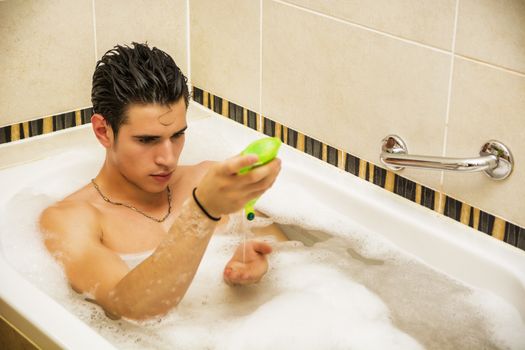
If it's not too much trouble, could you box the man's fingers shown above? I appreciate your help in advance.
[222,154,259,175]
[246,158,281,177]
[224,266,262,285]
[245,167,280,193]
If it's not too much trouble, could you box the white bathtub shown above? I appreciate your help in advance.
[1,102,524,349]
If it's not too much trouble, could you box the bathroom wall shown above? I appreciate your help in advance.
[0,0,188,127]
[190,0,525,230]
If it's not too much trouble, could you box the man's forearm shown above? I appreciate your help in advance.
[102,198,218,320]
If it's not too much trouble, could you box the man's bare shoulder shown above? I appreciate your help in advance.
[40,185,101,238]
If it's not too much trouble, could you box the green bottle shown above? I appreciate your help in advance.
[239,137,282,220]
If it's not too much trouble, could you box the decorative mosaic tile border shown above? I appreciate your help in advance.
[192,86,525,253]
[1,92,523,252]
[0,108,93,144]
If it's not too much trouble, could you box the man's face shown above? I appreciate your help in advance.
[108,99,187,193]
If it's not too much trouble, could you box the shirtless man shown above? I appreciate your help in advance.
[39,43,284,321]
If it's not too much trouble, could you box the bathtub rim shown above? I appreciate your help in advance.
[0,260,117,349]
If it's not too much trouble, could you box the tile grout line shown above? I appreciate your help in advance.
[455,54,525,78]
[91,0,98,64]
[445,0,460,145]
[259,0,263,119]
[186,0,192,86]
[438,0,461,208]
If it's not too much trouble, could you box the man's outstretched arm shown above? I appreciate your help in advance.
[40,154,281,320]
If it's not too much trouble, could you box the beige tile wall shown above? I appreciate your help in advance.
[95,0,188,73]
[190,0,525,227]
[0,0,95,126]
[262,0,449,190]
[0,0,188,128]
[456,0,525,73]
[284,0,457,50]
[444,58,525,228]
[190,0,260,112]
[2,0,523,227]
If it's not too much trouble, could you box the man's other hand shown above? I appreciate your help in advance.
[223,240,272,286]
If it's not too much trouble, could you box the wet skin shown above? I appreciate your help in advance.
[39,99,286,320]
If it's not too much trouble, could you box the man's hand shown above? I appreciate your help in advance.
[223,240,273,286]
[195,154,281,218]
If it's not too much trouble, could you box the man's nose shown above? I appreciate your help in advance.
[154,140,176,167]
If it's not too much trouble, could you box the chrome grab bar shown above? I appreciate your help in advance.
[380,135,514,180]
[383,153,498,172]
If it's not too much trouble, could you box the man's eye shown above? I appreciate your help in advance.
[171,132,185,139]
[138,137,155,144]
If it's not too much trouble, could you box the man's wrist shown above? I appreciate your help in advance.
[192,187,222,221]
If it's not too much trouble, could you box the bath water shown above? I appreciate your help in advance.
[1,149,525,350]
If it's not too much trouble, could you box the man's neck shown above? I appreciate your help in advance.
[94,160,167,208]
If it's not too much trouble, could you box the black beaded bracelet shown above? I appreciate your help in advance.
[192,187,221,221]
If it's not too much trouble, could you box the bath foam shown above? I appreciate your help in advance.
[130,235,424,350]
[255,180,525,350]
[467,289,525,350]
[256,181,525,349]
[2,186,422,349]
[0,149,524,350]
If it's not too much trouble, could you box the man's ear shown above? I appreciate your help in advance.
[91,114,114,148]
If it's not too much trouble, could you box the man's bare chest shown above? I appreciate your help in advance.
[97,185,194,253]
[89,164,208,253]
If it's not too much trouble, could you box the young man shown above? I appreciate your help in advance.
[39,43,284,320]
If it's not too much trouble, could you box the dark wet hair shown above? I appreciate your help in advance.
[91,42,189,136]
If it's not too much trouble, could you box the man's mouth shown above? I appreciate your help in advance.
[151,171,173,182]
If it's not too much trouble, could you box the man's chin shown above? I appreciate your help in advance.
[119,172,170,194]
[149,178,173,192]
[142,183,169,194]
